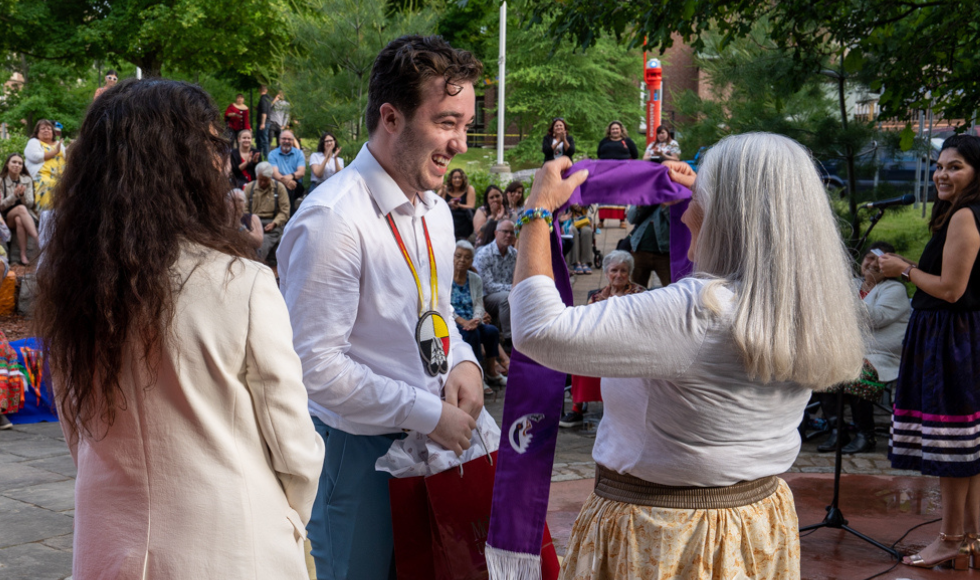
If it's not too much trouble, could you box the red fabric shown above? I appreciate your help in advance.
[390,450,559,580]
[598,206,626,221]
[570,374,602,404]
[224,104,251,132]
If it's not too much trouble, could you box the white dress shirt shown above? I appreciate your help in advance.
[278,144,479,436]
[511,275,812,487]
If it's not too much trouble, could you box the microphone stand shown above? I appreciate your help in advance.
[800,204,900,560]
[853,208,885,256]
[799,389,901,559]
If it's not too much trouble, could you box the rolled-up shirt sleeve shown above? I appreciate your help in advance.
[510,275,708,379]
[278,206,444,434]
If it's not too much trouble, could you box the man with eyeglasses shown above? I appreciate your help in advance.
[474,219,518,347]
[93,70,118,100]
[268,130,306,215]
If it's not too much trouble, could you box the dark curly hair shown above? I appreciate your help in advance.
[480,184,507,217]
[443,168,469,198]
[366,35,483,135]
[547,118,569,138]
[930,134,980,232]
[34,79,254,441]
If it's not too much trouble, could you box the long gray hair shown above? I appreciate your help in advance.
[694,132,864,389]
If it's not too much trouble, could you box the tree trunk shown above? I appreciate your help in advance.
[20,54,32,135]
[837,70,860,254]
[138,54,163,78]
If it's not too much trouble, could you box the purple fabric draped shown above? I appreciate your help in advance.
[486,160,692,578]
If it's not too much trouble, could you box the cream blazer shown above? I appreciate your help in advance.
[62,244,324,580]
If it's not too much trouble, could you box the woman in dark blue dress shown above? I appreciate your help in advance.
[879,134,980,570]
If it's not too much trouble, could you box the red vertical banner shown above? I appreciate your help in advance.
[644,56,662,146]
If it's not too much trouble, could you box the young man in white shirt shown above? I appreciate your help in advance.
[277,35,485,580]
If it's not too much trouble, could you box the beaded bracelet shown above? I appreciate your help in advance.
[514,207,554,236]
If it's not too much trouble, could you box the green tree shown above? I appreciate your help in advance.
[522,0,980,126]
[672,24,871,163]
[282,0,437,148]
[504,17,642,167]
[521,0,965,246]
[0,0,301,78]
[0,56,98,136]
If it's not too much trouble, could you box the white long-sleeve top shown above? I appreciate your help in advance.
[278,144,478,436]
[511,275,812,487]
[24,138,46,178]
[858,278,910,382]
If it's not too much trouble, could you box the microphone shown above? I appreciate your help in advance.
[862,194,915,210]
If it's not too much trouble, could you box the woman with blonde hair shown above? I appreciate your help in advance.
[510,132,864,579]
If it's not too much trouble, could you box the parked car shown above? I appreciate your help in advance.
[819,144,937,200]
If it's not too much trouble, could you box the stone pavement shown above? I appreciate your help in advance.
[0,421,75,580]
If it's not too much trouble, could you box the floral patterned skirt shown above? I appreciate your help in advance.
[559,479,800,580]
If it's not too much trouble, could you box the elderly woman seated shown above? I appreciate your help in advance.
[451,240,506,394]
[561,250,647,427]
[226,188,263,251]
[817,240,910,454]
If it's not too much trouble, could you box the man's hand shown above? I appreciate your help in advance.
[464,318,481,331]
[482,312,492,324]
[662,160,697,189]
[283,177,297,190]
[525,156,589,214]
[259,123,265,130]
[429,402,476,457]
[263,221,276,233]
[444,361,483,421]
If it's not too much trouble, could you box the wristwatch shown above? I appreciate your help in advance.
[901,264,917,282]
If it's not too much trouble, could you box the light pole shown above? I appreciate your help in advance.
[491,1,511,175]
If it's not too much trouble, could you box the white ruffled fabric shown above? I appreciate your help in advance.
[376,408,501,478]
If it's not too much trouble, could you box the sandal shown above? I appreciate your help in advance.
[903,532,970,570]
[581,265,592,275]
[573,264,585,274]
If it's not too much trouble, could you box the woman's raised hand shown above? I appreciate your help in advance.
[662,160,696,189]
[526,156,589,213]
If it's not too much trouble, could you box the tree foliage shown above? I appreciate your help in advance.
[504,16,642,167]
[282,0,437,147]
[0,0,300,78]
[522,0,980,127]
[672,24,868,162]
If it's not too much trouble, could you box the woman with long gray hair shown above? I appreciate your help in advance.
[510,132,864,579]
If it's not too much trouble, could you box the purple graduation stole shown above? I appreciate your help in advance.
[485,160,692,579]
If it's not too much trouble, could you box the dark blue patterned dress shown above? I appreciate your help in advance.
[889,204,980,477]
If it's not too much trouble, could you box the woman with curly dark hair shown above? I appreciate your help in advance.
[542,117,575,162]
[34,79,324,580]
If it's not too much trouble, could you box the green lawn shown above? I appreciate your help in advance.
[863,203,933,264]
[448,148,498,173]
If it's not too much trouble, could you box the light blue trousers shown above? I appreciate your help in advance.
[308,417,403,580]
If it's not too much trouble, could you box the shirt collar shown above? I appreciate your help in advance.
[351,143,438,216]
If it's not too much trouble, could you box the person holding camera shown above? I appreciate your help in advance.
[817,241,910,455]
[0,153,38,265]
